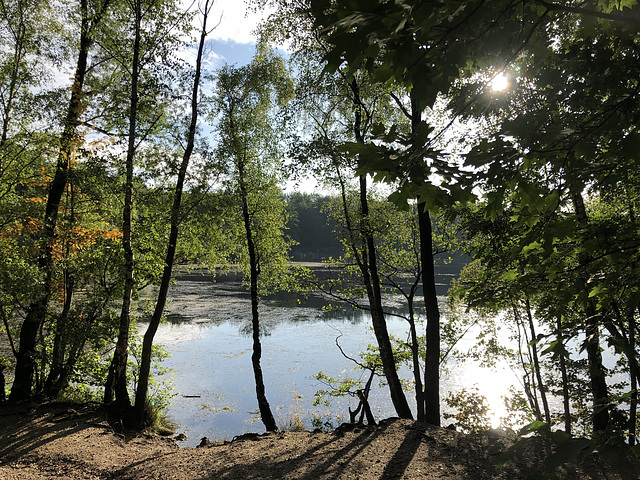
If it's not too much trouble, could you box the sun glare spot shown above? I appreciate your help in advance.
[490,73,510,92]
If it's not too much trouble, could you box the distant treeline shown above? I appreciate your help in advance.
[284,192,468,278]
[284,193,343,262]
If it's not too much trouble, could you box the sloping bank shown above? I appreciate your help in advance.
[0,402,637,479]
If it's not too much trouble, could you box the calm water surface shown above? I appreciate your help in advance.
[139,272,516,447]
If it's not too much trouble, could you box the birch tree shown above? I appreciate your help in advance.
[211,50,293,431]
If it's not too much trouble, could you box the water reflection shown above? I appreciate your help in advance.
[139,267,517,447]
[158,274,389,329]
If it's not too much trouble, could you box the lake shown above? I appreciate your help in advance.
[139,265,517,447]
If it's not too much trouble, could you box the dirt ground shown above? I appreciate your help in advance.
[0,402,637,480]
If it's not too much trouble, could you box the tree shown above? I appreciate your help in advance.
[0,0,56,394]
[450,206,556,427]
[322,192,459,422]
[10,0,113,401]
[2,128,128,401]
[210,49,294,432]
[103,0,143,410]
[41,153,125,399]
[306,0,468,425]
[259,0,413,419]
[454,2,640,436]
[307,0,640,435]
[103,0,191,410]
[134,0,214,425]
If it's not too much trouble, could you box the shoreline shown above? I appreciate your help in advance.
[3,401,634,479]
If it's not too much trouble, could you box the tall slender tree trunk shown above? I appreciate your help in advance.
[44,269,73,397]
[239,157,277,432]
[134,3,212,423]
[45,174,77,398]
[407,292,426,422]
[417,201,440,426]
[556,315,572,435]
[0,0,28,160]
[360,174,412,419]
[584,309,609,432]
[525,296,551,425]
[571,190,609,432]
[629,191,638,446]
[410,95,441,426]
[345,78,411,419]
[10,0,111,401]
[104,0,142,409]
[629,310,637,446]
[512,302,541,419]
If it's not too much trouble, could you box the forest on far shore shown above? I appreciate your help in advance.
[285,193,343,262]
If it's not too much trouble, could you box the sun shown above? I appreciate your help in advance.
[490,72,510,92]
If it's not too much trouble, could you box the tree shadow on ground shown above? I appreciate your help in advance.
[0,402,112,463]
[184,419,523,480]
[4,409,638,480]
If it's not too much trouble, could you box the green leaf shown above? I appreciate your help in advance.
[502,270,518,282]
[540,340,570,359]
[518,420,548,435]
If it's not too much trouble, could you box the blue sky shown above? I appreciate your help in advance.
[208,39,257,68]
[200,0,267,66]
[191,0,320,192]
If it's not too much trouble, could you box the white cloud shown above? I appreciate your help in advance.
[179,1,263,70]
[201,0,271,44]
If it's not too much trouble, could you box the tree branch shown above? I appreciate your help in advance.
[389,91,412,121]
